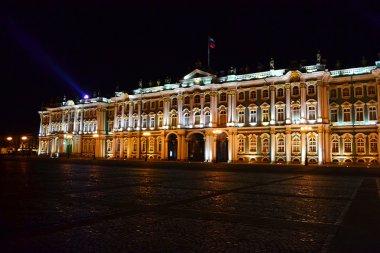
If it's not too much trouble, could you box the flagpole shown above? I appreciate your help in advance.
[208,38,210,70]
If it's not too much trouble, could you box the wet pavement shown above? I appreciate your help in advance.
[0,159,379,252]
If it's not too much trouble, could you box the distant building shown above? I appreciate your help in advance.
[38,61,380,164]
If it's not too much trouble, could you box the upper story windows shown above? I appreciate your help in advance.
[220,92,227,102]
[250,90,257,100]
[367,85,376,96]
[355,86,363,97]
[184,96,190,105]
[262,89,269,99]
[307,85,315,95]
[194,95,200,104]
[172,98,177,106]
[277,88,284,97]
[330,89,337,99]
[292,86,299,96]
[205,94,211,103]
[238,92,245,101]
[342,87,350,98]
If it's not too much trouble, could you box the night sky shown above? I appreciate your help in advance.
[1,0,379,135]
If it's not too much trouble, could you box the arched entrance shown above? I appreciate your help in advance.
[167,133,177,160]
[188,133,205,161]
[216,132,228,162]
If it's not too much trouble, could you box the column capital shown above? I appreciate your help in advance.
[285,84,291,90]
[270,85,276,91]
[285,129,292,135]
[300,82,307,88]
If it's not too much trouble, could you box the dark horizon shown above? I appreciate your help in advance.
[1,0,380,135]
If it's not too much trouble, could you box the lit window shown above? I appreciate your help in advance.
[150,116,155,129]
[330,108,338,122]
[344,137,352,153]
[157,138,162,153]
[343,108,351,122]
[158,116,163,127]
[262,108,269,122]
[184,113,189,126]
[356,107,364,121]
[292,106,300,122]
[149,138,154,152]
[238,138,245,153]
[357,138,365,153]
[249,136,257,153]
[142,117,147,128]
[308,105,316,120]
[204,111,211,126]
[332,139,339,153]
[262,138,269,153]
[292,136,301,153]
[249,110,257,123]
[194,111,201,125]
[219,110,227,125]
[308,137,317,153]
[171,113,177,127]
[238,110,245,124]
[369,106,377,121]
[370,138,378,153]
[194,95,200,104]
[277,137,285,153]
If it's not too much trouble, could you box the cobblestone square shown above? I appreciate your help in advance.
[1,159,380,252]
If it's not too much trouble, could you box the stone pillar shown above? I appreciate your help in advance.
[228,130,234,162]
[322,82,330,123]
[270,128,276,162]
[285,84,291,124]
[79,108,84,133]
[317,81,323,123]
[177,134,182,161]
[48,113,52,134]
[39,113,43,136]
[184,137,189,161]
[300,82,307,123]
[210,92,218,127]
[377,79,380,123]
[301,130,306,165]
[163,98,170,128]
[177,95,183,127]
[285,129,292,163]
[121,103,125,130]
[61,111,66,132]
[200,94,205,126]
[73,110,78,133]
[318,127,324,164]
[270,85,276,125]
[137,101,142,130]
[231,91,237,125]
[204,132,211,162]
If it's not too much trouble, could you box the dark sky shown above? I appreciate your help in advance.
[1,0,379,135]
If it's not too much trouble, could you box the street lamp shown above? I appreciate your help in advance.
[92,133,99,159]
[143,132,151,161]
[6,137,13,155]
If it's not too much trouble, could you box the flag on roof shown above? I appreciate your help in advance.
[209,37,215,49]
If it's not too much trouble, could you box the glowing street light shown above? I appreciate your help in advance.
[84,94,89,99]
[6,137,12,141]
[21,136,28,141]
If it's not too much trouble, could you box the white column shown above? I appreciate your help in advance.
[177,134,182,161]
[211,92,218,127]
[200,94,205,126]
[300,82,307,123]
[324,126,331,163]
[228,131,234,162]
[231,91,237,125]
[301,130,306,165]
[128,102,133,128]
[285,84,291,124]
[39,113,43,135]
[73,110,78,132]
[177,96,183,127]
[318,128,323,164]
[286,129,291,163]
[270,128,276,162]
[61,111,66,132]
[204,132,211,162]
[113,105,118,130]
[137,101,142,129]
[121,103,125,130]
[227,92,233,124]
[317,81,323,123]
[323,84,330,123]
[270,86,276,125]
[79,109,84,133]
[163,98,170,128]
[48,113,52,134]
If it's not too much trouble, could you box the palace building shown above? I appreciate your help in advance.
[38,60,380,164]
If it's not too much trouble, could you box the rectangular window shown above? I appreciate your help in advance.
[277,138,285,153]
[277,108,284,122]
[367,86,376,96]
[262,139,269,153]
[343,108,351,122]
[249,137,257,153]
[369,106,377,121]
[238,111,245,123]
[249,110,257,123]
[332,140,339,153]
[262,109,269,122]
[150,117,155,129]
[238,139,245,153]
[292,138,301,153]
[308,106,316,120]
[356,107,364,121]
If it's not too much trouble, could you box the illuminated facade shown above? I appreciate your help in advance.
[38,61,380,164]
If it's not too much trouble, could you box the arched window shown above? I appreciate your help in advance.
[158,115,163,127]
[220,93,227,102]
[157,138,162,153]
[194,111,201,125]
[194,95,200,104]
[262,90,269,99]
[356,138,365,153]
[332,139,339,153]
[355,87,363,96]
[238,110,245,123]
[344,137,352,153]
[172,98,177,106]
[277,137,285,153]
[159,100,163,108]
[308,136,317,153]
[370,138,378,153]
[238,137,245,153]
[308,105,316,120]
[219,110,227,126]
[149,116,155,129]
[292,136,301,153]
[204,111,211,126]
[292,105,300,122]
[249,135,257,153]
[171,113,177,127]
[307,85,315,95]
[149,137,154,152]
[184,113,190,126]
[250,90,257,100]
[249,109,257,123]
[277,88,284,97]
[262,138,269,153]
[293,86,299,96]
[205,94,210,103]
[262,108,269,122]
[277,107,284,122]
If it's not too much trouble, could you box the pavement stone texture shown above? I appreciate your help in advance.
[0,159,379,252]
